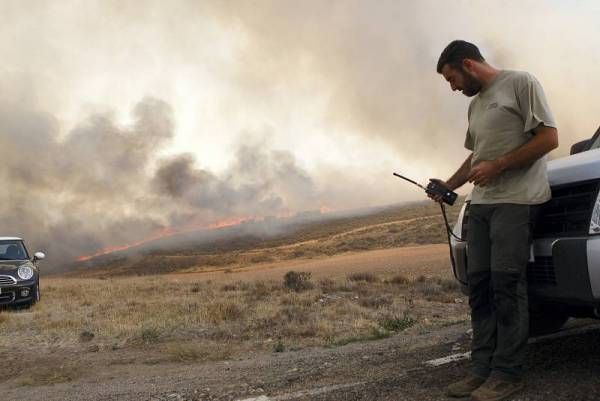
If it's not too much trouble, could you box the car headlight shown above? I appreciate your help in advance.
[591,190,600,235]
[17,266,34,280]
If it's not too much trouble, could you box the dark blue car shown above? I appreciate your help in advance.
[0,237,45,307]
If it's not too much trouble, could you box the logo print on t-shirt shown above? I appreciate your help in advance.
[487,102,499,110]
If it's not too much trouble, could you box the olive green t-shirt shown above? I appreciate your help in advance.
[465,70,557,205]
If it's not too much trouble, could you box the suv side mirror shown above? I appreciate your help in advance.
[570,139,590,155]
[33,252,46,262]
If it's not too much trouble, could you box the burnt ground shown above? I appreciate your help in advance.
[1,320,599,401]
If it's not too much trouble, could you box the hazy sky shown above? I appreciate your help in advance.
[1,0,599,264]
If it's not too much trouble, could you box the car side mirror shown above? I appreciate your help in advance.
[570,139,590,155]
[33,252,46,262]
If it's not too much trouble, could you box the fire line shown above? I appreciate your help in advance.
[76,216,251,262]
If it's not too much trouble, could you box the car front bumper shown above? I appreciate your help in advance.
[0,279,37,305]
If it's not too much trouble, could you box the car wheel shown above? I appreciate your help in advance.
[529,304,569,336]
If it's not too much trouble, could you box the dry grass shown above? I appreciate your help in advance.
[0,271,468,363]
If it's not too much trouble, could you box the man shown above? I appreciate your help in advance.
[432,40,558,401]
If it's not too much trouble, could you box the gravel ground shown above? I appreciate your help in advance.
[2,320,600,401]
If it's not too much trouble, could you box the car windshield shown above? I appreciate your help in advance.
[0,240,29,260]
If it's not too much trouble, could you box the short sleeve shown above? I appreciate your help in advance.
[464,129,474,150]
[517,73,557,133]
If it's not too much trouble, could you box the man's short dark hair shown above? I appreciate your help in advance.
[436,40,485,73]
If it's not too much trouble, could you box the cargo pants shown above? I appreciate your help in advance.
[467,203,539,381]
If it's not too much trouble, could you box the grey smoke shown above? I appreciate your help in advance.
[0,97,321,271]
[2,1,599,271]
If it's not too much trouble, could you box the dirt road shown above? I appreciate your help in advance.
[2,320,600,401]
[168,244,454,283]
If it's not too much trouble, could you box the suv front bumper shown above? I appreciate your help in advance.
[452,236,600,305]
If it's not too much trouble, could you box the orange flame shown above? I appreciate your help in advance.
[320,205,333,214]
[76,216,251,262]
[76,207,334,263]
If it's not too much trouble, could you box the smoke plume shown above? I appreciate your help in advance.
[1,1,599,270]
[0,96,325,270]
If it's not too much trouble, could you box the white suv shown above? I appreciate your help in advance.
[451,127,600,334]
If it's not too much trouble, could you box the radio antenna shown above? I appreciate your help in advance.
[392,172,426,190]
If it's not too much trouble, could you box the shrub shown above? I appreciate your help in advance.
[358,295,393,309]
[347,272,377,283]
[131,326,162,345]
[387,274,410,285]
[284,271,313,292]
[318,278,335,292]
[205,302,243,324]
[379,315,416,332]
[79,330,95,342]
[221,282,239,292]
[249,254,275,264]
[248,280,271,301]
[291,249,306,258]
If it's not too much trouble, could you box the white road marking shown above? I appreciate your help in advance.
[424,351,471,367]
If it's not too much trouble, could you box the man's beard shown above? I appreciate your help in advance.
[460,70,482,97]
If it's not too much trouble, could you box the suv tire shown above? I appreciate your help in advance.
[529,304,569,336]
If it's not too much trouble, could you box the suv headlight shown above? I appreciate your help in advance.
[17,266,34,280]
[591,190,600,235]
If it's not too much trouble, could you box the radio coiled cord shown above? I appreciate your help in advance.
[440,202,468,286]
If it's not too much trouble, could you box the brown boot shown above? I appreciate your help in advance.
[470,377,525,401]
[446,373,487,398]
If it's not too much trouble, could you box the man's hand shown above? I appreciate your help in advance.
[468,159,505,187]
[427,178,450,203]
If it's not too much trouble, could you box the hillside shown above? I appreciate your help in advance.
[67,199,464,277]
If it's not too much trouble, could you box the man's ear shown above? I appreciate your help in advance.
[462,59,475,74]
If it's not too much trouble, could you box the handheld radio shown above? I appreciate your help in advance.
[392,173,458,206]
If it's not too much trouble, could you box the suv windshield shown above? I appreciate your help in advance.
[590,134,600,150]
[0,240,29,260]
